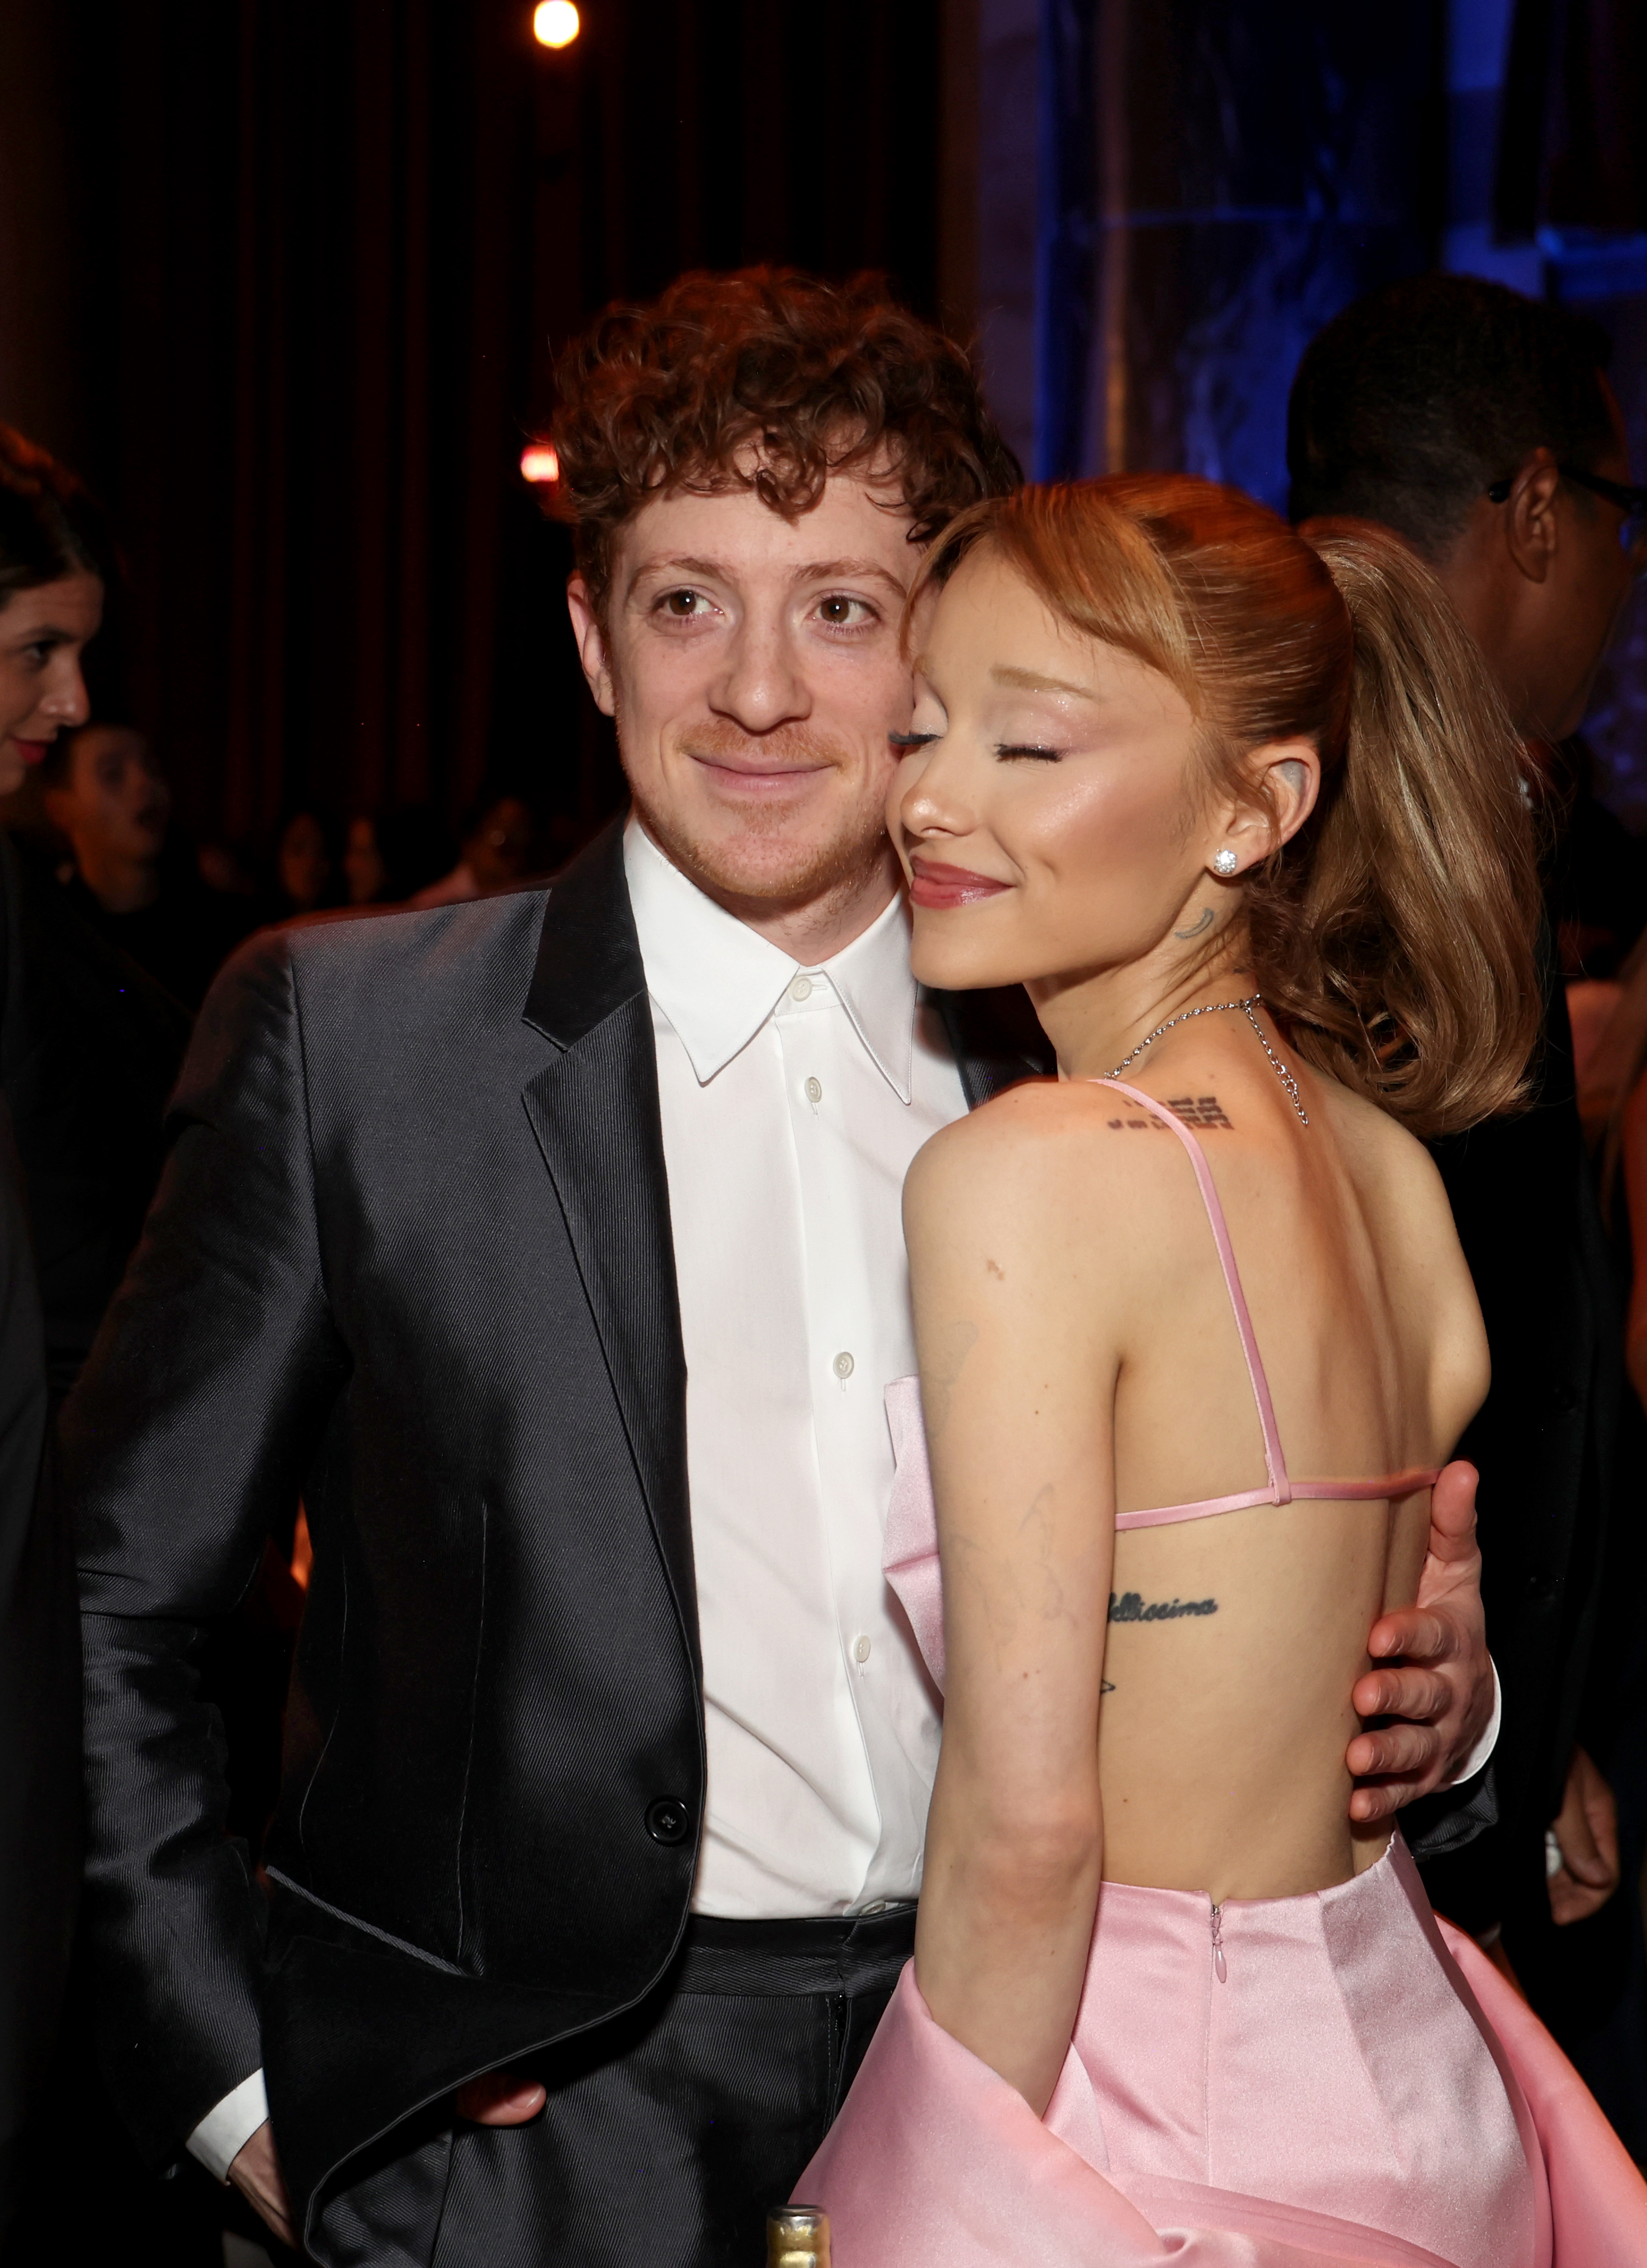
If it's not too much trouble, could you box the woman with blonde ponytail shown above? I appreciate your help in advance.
[800,476,1647,2263]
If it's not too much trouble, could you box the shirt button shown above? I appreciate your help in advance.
[805,1076,823,1105]
[854,1634,872,1663]
[790,974,813,1002]
[833,1351,855,1379]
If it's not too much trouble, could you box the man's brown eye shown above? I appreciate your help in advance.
[664,591,698,615]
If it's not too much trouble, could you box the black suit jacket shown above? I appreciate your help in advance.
[1419,939,1622,1932]
[70,823,1042,2254]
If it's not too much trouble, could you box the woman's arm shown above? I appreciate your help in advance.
[908,1096,1119,2115]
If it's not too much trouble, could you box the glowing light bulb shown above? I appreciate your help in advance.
[520,444,560,484]
[533,2,580,46]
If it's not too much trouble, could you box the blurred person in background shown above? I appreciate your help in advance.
[1290,272,1647,2139]
[1542,737,1647,983]
[39,721,257,1010]
[410,792,543,907]
[343,802,454,906]
[0,424,132,2245]
[274,806,344,916]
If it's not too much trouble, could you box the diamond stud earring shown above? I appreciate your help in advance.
[1212,848,1239,877]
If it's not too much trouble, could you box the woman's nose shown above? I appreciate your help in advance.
[897,751,970,838]
[43,659,91,728]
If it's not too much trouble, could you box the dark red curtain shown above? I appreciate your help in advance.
[1497,0,1647,239]
[0,0,941,852]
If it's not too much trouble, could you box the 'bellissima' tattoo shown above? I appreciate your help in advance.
[1174,906,1215,940]
[1108,1591,1218,1623]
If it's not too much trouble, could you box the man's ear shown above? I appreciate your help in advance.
[1503,449,1562,587]
[565,575,617,717]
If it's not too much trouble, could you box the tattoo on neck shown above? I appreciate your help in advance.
[1109,1590,1219,1623]
[1105,1095,1232,1132]
[1174,907,1215,939]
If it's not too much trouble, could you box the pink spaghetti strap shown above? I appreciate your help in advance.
[1092,1079,1291,1498]
[1090,1080,1440,1528]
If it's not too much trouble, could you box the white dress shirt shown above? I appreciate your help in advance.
[186,821,1499,2174]
[625,820,966,1915]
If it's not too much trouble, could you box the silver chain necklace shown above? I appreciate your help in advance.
[1103,992,1309,1126]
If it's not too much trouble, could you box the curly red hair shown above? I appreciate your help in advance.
[549,267,1019,610]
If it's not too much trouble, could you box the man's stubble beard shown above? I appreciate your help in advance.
[626,716,893,922]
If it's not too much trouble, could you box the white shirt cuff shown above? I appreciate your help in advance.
[186,2067,268,2183]
[1442,1659,1501,1789]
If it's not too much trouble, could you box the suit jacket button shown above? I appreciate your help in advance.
[645,1796,691,1845]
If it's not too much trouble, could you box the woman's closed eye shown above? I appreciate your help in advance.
[889,730,939,750]
[996,742,1063,761]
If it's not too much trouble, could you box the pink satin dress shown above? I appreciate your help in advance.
[800,1081,1647,2266]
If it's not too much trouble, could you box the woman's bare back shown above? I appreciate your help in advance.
[910,1021,1488,1909]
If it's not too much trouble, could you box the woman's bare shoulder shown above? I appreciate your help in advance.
[904,1076,1208,1263]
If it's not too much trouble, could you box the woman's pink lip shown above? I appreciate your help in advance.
[909,857,1011,909]
[11,741,50,766]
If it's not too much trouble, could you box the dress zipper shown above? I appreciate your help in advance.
[1210,1901,1227,1983]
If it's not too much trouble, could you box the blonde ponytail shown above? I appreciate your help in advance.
[1268,519,1542,1133]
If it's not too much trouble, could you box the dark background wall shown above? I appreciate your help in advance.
[0,0,944,855]
[3,0,1647,857]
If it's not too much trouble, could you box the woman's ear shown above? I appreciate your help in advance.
[1245,739,1320,855]
[1205,741,1320,876]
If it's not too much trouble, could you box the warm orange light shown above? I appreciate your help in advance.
[520,444,560,484]
[533,2,580,47]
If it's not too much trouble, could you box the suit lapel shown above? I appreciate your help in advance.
[520,823,698,1660]
[931,982,1054,1108]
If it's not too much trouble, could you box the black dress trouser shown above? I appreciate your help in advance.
[313,1906,918,2268]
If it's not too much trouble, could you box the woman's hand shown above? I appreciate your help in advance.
[1347,1461,1492,1820]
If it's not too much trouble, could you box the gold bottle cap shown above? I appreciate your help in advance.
[768,2204,831,2267]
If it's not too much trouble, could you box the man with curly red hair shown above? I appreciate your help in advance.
[71,267,1493,2267]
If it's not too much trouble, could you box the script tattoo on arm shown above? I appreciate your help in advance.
[1174,906,1215,940]
[1108,1591,1219,1623]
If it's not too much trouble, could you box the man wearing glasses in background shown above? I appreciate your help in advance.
[1289,273,1646,2145]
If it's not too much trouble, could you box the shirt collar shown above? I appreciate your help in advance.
[623,819,918,1100]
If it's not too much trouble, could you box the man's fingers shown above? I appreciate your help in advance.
[1365,1608,1455,1665]
[1349,1780,1403,1823]
[1425,1460,1480,1556]
[1352,1665,1451,1723]
[1347,1722,1439,1781]
[226,2124,296,2250]
[455,2071,548,2126]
